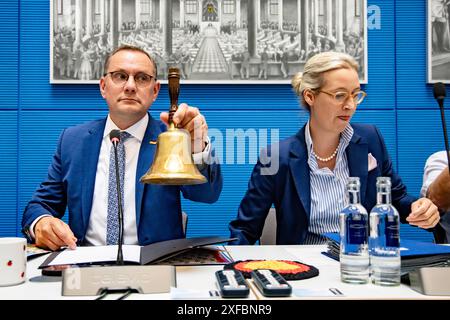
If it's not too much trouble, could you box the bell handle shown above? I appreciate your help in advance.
[168,68,181,129]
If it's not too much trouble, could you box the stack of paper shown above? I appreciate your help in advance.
[322,233,450,274]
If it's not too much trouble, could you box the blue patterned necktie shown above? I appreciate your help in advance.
[106,131,131,245]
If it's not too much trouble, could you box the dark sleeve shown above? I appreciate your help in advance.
[21,130,68,240]
[374,126,416,222]
[228,148,276,245]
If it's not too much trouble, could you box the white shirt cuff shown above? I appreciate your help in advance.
[421,151,449,197]
[192,136,212,166]
[29,215,52,240]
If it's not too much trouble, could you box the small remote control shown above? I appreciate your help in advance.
[251,269,292,297]
[215,270,250,298]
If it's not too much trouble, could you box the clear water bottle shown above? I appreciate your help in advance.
[339,177,369,284]
[369,177,401,286]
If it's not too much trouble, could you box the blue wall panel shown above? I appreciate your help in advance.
[0,0,18,109]
[396,0,450,109]
[0,112,18,236]
[397,110,450,196]
[363,0,396,110]
[0,0,447,242]
[0,0,18,236]
[395,0,447,242]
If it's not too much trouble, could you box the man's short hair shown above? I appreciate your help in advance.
[103,45,158,79]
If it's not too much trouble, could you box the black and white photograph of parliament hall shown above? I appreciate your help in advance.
[51,0,367,84]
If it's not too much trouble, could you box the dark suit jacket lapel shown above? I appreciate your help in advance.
[289,126,311,219]
[135,114,161,227]
[81,119,106,233]
[346,131,368,202]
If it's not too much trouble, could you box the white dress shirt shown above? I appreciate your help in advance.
[84,114,147,245]
[30,113,211,245]
[421,151,450,242]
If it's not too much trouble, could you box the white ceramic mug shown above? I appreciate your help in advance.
[0,238,27,286]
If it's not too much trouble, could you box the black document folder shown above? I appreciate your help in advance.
[140,236,235,265]
[39,236,236,268]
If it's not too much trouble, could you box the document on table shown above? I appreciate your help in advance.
[47,245,142,266]
[40,237,236,268]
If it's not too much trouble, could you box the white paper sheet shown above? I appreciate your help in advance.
[48,245,142,266]
[170,287,220,299]
[293,288,345,297]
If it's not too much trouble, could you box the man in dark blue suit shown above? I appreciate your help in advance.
[22,45,222,250]
[229,52,439,245]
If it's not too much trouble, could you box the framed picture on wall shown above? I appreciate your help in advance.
[427,0,450,83]
[50,0,368,84]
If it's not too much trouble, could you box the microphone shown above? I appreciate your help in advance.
[109,129,124,265]
[433,82,450,175]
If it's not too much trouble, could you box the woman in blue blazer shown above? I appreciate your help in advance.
[229,52,439,245]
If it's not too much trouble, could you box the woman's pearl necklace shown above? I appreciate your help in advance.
[312,145,339,162]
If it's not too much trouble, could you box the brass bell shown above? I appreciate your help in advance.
[140,68,207,185]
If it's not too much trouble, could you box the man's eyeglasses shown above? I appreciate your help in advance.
[104,71,155,87]
[317,89,367,105]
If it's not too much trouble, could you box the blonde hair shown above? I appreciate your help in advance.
[291,51,359,111]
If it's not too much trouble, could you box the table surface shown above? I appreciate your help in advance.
[1,244,449,300]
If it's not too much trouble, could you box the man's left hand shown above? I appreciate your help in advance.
[160,103,208,154]
[406,198,440,229]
